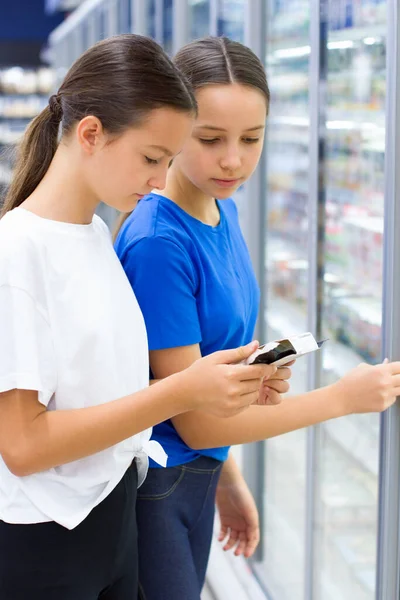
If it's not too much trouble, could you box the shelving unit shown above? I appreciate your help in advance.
[261,2,387,599]
[0,67,54,200]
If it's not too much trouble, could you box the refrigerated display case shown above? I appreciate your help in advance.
[314,2,387,599]
[259,1,388,600]
[257,2,311,598]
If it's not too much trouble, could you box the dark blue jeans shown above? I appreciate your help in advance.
[136,455,223,600]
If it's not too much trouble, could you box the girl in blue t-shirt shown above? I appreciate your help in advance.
[114,37,399,600]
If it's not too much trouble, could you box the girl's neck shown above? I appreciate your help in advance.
[161,167,220,227]
[21,144,99,225]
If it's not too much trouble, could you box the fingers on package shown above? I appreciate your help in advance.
[246,332,327,367]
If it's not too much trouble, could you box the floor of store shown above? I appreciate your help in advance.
[202,583,215,600]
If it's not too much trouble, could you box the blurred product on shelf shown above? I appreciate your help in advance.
[265,14,385,365]
[0,67,55,201]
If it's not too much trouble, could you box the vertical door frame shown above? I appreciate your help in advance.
[242,0,268,565]
[108,0,119,36]
[376,1,400,597]
[172,0,189,55]
[209,0,218,35]
[304,0,329,597]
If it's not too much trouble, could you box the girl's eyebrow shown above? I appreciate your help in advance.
[146,144,174,157]
[194,124,265,132]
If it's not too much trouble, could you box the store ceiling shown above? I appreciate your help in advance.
[0,0,64,67]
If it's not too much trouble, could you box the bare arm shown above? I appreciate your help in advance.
[151,345,400,449]
[183,388,343,448]
[0,379,187,477]
[0,342,273,477]
[216,452,260,558]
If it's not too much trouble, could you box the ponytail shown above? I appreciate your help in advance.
[1,98,61,217]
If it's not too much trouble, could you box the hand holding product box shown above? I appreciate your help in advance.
[245,332,327,367]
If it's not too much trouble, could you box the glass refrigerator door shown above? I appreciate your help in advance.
[148,0,155,40]
[163,0,173,55]
[117,0,131,34]
[189,0,210,39]
[313,2,387,599]
[258,1,311,598]
[217,0,245,42]
[98,0,109,39]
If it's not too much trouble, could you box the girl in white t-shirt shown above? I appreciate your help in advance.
[0,35,280,600]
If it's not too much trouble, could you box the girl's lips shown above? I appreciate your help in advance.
[212,178,241,188]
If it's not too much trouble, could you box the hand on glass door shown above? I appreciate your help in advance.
[334,359,400,415]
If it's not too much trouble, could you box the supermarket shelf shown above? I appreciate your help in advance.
[0,115,35,121]
[0,68,53,96]
[269,115,310,128]
[0,68,54,148]
[267,24,386,60]
[269,114,385,134]
[267,180,383,199]
[343,214,384,234]
[329,23,386,44]
[0,95,48,117]
[0,129,25,144]
[0,167,11,186]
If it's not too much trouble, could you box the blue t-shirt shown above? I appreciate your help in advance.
[115,193,260,467]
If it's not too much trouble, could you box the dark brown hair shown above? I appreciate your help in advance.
[173,36,270,109]
[1,34,196,217]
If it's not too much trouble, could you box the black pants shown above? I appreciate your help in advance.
[0,462,138,600]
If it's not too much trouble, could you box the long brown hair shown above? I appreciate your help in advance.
[113,36,269,242]
[1,34,196,218]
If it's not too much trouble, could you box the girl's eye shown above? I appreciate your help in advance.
[145,156,160,165]
[199,138,219,144]
[243,138,260,144]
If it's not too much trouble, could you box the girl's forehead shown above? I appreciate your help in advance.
[195,84,267,116]
[193,87,267,133]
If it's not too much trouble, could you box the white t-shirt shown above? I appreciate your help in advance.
[0,207,166,530]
